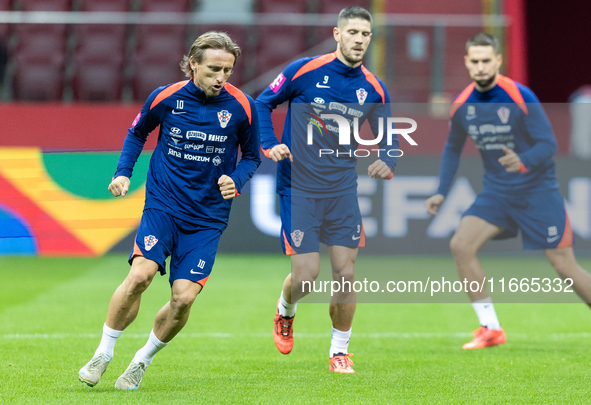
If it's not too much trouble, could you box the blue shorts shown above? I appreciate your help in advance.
[129,208,222,287]
[463,189,573,250]
[279,194,365,255]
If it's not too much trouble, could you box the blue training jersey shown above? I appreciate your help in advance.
[255,52,398,198]
[114,80,261,229]
[437,75,558,196]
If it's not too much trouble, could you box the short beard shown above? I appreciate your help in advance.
[474,74,496,90]
[342,48,363,65]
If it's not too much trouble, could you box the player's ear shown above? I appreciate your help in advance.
[496,53,503,68]
[333,26,340,42]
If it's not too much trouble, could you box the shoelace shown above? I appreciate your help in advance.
[121,363,145,385]
[275,314,293,339]
[87,354,107,372]
[333,353,354,369]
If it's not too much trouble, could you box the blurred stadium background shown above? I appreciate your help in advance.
[0,0,589,257]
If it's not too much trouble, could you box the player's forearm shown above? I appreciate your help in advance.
[230,140,261,193]
[518,138,557,171]
[436,145,462,196]
[114,133,145,178]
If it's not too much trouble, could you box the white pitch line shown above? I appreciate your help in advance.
[3,332,591,340]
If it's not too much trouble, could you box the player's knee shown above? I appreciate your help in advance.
[170,290,197,313]
[125,270,153,294]
[332,266,355,283]
[292,269,319,285]
[450,235,473,258]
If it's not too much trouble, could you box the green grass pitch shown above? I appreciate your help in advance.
[1,254,591,404]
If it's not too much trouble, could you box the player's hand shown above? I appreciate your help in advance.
[498,146,521,173]
[367,159,392,179]
[108,176,130,197]
[218,174,237,200]
[268,144,293,162]
[425,194,445,216]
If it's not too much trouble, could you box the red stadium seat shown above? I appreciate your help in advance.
[257,0,307,13]
[13,22,67,101]
[73,24,126,101]
[78,0,130,11]
[13,59,63,100]
[316,0,370,14]
[140,0,190,12]
[0,0,11,37]
[132,58,186,101]
[73,64,123,101]
[19,0,71,11]
[15,24,67,63]
[135,25,187,63]
[385,26,434,102]
[132,24,188,100]
[256,25,306,72]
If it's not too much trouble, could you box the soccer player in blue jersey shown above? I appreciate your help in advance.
[256,6,399,373]
[425,33,591,349]
[78,32,260,389]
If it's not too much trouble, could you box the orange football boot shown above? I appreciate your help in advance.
[273,299,294,354]
[462,326,506,349]
[329,353,355,373]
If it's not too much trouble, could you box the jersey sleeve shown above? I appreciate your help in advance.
[517,87,558,172]
[254,58,311,156]
[114,86,165,179]
[436,113,468,196]
[230,96,262,193]
[367,83,397,179]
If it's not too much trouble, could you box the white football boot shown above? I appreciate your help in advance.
[114,360,148,390]
[79,353,110,387]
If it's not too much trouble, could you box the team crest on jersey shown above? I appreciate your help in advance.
[356,88,368,105]
[497,106,510,124]
[144,235,158,251]
[291,230,304,248]
[218,110,232,128]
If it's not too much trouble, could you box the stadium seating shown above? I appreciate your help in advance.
[316,0,370,14]
[257,0,307,13]
[132,23,187,100]
[386,26,433,102]
[13,59,64,100]
[0,0,11,38]
[140,0,191,12]
[13,23,67,100]
[132,59,186,101]
[78,0,130,12]
[73,24,126,101]
[256,25,306,73]
[18,0,71,11]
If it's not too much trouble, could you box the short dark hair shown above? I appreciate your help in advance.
[180,31,241,77]
[465,32,500,54]
[337,6,373,28]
